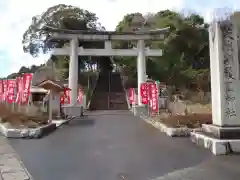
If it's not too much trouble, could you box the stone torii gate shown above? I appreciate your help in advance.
[49,29,168,106]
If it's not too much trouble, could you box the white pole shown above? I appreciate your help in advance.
[49,90,52,123]
[68,38,79,106]
[137,40,146,106]
[133,89,137,116]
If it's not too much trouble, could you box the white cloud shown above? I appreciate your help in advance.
[0,54,5,59]
[2,0,240,77]
[0,0,185,76]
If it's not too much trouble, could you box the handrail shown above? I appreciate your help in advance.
[120,72,131,109]
[87,71,100,109]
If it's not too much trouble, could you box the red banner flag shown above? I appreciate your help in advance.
[77,88,83,104]
[128,88,134,104]
[60,88,70,105]
[2,80,8,101]
[21,74,33,104]
[149,82,158,113]
[7,79,16,103]
[65,88,70,104]
[60,96,65,104]
[15,76,24,104]
[0,80,3,102]
[140,83,148,104]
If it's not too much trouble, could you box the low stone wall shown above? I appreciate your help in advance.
[0,117,76,139]
[132,105,149,117]
[139,114,196,137]
[132,106,200,137]
[168,101,211,115]
[62,105,84,117]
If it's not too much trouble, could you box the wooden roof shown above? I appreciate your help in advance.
[36,79,70,93]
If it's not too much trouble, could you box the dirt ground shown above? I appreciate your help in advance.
[153,113,212,128]
[0,104,49,128]
[153,101,212,128]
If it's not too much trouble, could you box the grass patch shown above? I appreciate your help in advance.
[0,104,49,128]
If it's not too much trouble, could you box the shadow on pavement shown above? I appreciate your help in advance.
[85,110,134,117]
[67,116,95,126]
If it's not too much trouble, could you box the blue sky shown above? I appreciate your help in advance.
[0,0,239,77]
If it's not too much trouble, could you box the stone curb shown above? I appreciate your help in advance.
[0,116,76,139]
[53,116,76,127]
[0,123,57,139]
[140,115,197,137]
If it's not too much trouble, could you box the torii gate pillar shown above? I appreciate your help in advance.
[137,40,146,106]
[69,38,79,106]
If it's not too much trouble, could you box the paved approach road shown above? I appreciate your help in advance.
[8,110,240,180]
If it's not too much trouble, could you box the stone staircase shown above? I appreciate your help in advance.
[88,72,110,110]
[88,72,128,110]
[109,72,128,110]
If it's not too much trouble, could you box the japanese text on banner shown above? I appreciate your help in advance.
[2,80,8,101]
[140,83,148,104]
[15,77,24,104]
[7,80,16,103]
[149,82,158,113]
[21,74,33,104]
[0,80,3,102]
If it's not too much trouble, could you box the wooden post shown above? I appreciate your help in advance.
[49,90,52,123]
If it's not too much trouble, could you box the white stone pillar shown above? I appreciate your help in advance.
[190,20,240,154]
[68,38,79,106]
[137,40,146,106]
[209,20,239,127]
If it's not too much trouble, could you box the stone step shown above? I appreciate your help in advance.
[89,72,128,110]
[109,103,128,110]
[110,100,126,103]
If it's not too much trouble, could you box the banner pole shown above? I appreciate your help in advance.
[18,76,21,112]
[133,89,136,116]
[12,79,15,112]
[6,79,8,109]
[147,82,150,116]
[17,76,23,113]
[49,90,52,123]
[156,81,159,116]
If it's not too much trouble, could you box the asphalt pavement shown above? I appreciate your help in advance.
[8,110,240,180]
